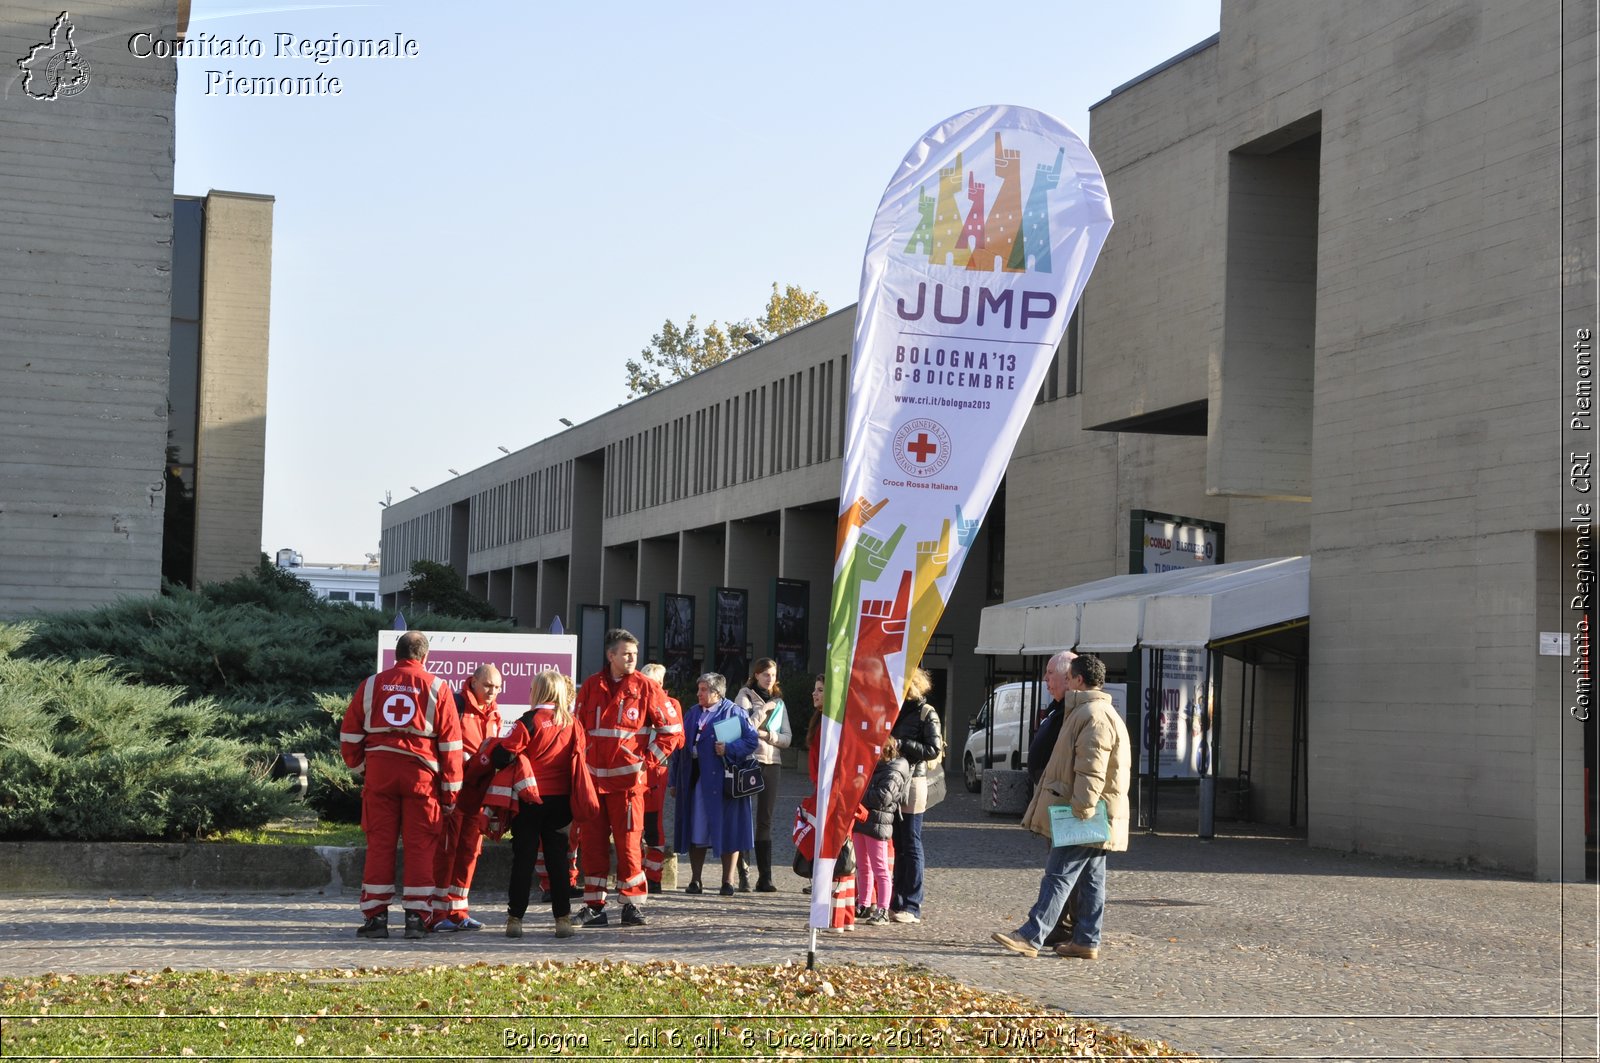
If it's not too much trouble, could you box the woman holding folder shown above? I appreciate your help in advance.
[671,672,760,896]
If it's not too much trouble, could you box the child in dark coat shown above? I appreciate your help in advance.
[852,736,910,925]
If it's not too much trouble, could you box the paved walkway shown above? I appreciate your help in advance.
[2,784,1595,1061]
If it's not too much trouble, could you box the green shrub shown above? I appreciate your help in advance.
[7,562,516,835]
[0,634,296,840]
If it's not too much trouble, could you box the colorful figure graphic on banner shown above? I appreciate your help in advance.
[930,151,965,268]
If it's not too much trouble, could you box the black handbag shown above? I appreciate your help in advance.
[723,757,765,799]
[792,836,855,879]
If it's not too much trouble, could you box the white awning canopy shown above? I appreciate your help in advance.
[975,556,1309,655]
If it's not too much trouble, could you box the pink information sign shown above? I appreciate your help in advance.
[376,630,578,729]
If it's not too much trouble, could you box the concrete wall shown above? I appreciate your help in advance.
[192,192,273,585]
[0,2,181,614]
[377,1,1596,874]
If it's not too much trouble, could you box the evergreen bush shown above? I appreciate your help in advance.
[10,561,514,827]
[0,633,296,840]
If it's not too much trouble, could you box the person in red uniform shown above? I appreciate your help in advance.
[431,664,502,931]
[572,628,682,926]
[341,630,463,940]
[638,663,679,894]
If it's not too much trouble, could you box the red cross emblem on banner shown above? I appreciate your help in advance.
[906,432,938,464]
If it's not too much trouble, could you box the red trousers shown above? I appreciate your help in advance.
[578,788,645,907]
[359,755,442,916]
[432,774,491,919]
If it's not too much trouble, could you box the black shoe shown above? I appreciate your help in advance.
[684,881,703,895]
[403,911,428,939]
[621,902,646,926]
[738,868,751,893]
[577,905,608,928]
[356,912,388,939]
[647,880,662,895]
[755,880,778,893]
[719,883,735,897]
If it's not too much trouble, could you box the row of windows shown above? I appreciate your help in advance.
[470,462,574,552]
[605,355,848,518]
[380,506,451,577]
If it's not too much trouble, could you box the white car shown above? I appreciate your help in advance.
[962,680,1129,791]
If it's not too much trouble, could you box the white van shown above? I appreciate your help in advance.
[962,680,1128,791]
[961,681,1047,791]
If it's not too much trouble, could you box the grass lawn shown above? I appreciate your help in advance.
[206,820,365,848]
[0,960,1199,1060]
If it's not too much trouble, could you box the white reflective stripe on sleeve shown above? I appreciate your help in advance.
[648,744,669,764]
[653,723,683,734]
[512,777,537,796]
[340,732,366,744]
[487,785,516,801]
[588,728,634,739]
[440,780,462,793]
[588,762,644,778]
[437,740,463,752]
[421,678,443,736]
[361,678,375,730]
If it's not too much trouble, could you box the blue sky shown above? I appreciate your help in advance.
[172,1,1221,563]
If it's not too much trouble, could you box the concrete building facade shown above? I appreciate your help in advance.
[381,0,1595,877]
[1,3,272,614]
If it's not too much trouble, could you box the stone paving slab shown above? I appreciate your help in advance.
[1,786,1595,1062]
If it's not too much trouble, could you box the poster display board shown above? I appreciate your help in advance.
[713,587,748,683]
[376,630,577,732]
[772,578,810,672]
[1128,510,1223,779]
[662,593,696,688]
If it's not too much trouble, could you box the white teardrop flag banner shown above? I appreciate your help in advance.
[810,105,1113,929]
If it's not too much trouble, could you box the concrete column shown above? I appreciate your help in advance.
[511,562,538,630]
[679,525,725,665]
[637,536,679,654]
[779,506,836,673]
[726,515,779,658]
[191,192,272,586]
[486,566,512,620]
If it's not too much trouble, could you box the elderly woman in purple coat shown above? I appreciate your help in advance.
[671,672,759,896]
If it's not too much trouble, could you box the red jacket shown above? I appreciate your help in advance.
[574,669,683,794]
[455,683,501,784]
[480,706,597,838]
[455,683,502,758]
[341,658,463,800]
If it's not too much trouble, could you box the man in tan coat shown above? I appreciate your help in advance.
[992,653,1130,960]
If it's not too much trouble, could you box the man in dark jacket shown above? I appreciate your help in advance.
[1028,651,1077,789]
[1030,651,1078,946]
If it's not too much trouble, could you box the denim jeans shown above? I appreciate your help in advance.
[1015,843,1106,949]
[891,811,925,915]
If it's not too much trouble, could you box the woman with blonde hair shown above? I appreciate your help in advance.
[887,666,944,924]
[491,668,585,939]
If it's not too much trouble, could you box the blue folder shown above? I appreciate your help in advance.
[1049,800,1110,847]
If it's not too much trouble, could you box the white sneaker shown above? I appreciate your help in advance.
[889,909,920,923]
